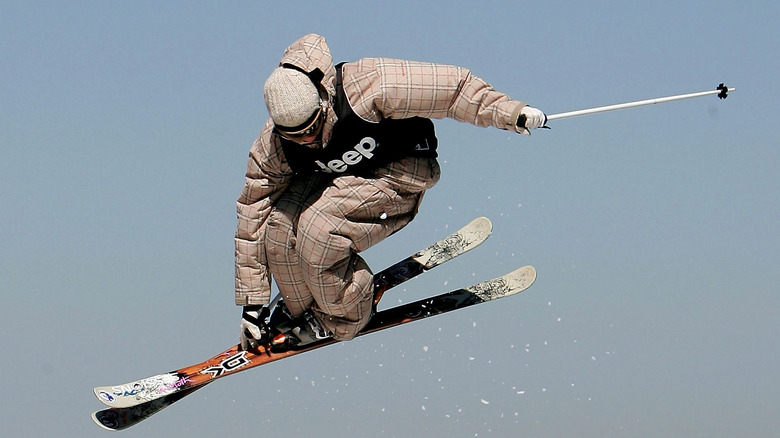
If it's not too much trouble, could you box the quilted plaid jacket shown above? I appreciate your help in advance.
[235,33,529,305]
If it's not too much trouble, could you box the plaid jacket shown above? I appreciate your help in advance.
[235,34,528,305]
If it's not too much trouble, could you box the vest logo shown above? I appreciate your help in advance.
[414,138,430,151]
[315,137,377,173]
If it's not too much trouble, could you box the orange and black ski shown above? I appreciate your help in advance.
[93,264,536,430]
[92,217,498,430]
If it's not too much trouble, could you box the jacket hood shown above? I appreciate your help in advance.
[278,34,336,99]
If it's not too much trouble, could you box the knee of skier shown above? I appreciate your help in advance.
[316,292,374,340]
[308,260,373,318]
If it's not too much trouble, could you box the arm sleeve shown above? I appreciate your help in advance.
[234,122,292,305]
[341,58,526,132]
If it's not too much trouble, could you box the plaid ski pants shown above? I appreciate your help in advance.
[264,157,440,340]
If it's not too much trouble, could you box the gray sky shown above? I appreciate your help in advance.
[2,1,778,436]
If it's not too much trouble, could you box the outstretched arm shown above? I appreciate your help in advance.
[341,58,531,133]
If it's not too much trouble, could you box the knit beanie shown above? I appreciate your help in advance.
[263,67,320,129]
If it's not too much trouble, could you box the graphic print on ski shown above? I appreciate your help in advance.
[93,217,492,410]
[93,264,536,431]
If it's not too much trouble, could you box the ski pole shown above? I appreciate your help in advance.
[545,83,734,122]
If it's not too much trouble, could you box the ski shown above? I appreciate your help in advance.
[93,217,491,410]
[92,264,536,431]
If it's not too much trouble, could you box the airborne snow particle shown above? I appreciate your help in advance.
[480,399,490,405]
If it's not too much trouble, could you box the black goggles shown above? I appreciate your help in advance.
[274,106,324,141]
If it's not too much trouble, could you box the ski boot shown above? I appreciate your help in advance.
[269,301,332,351]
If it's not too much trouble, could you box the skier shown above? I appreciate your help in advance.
[236,34,546,350]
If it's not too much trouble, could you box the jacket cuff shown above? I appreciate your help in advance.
[235,270,272,306]
[509,103,528,133]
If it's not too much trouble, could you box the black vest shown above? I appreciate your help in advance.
[280,63,438,176]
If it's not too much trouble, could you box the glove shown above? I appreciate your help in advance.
[516,106,547,135]
[239,305,271,351]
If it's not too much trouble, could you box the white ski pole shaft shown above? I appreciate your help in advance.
[546,83,734,122]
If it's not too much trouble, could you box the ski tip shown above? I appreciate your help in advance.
[507,265,536,290]
[461,217,493,243]
[469,216,493,235]
[93,386,117,406]
[92,409,120,431]
[464,265,536,301]
[413,216,493,268]
[453,216,493,250]
[495,265,536,296]
[93,373,181,408]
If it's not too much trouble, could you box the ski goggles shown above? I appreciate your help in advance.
[274,106,324,142]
